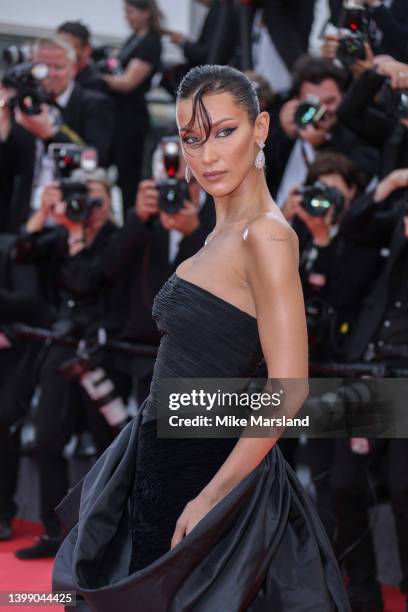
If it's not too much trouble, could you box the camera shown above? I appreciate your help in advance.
[59,180,102,223]
[299,181,345,218]
[380,84,408,120]
[336,31,366,67]
[2,45,32,67]
[156,137,189,214]
[59,345,130,432]
[92,45,122,76]
[335,0,378,66]
[48,144,102,223]
[294,96,328,129]
[2,62,49,115]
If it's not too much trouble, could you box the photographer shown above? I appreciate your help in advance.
[274,56,378,205]
[0,236,54,542]
[282,153,384,541]
[120,137,215,404]
[102,0,163,211]
[307,164,408,610]
[328,0,408,62]
[12,173,134,558]
[336,57,408,177]
[0,37,114,232]
[57,21,107,93]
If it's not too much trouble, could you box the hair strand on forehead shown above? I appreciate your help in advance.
[177,65,260,147]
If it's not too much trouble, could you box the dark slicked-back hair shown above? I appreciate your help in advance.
[176,64,260,147]
[291,55,348,97]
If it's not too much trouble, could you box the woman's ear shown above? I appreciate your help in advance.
[254,111,270,145]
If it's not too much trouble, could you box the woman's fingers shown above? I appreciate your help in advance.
[171,518,187,549]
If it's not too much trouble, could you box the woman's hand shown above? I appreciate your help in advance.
[171,493,216,549]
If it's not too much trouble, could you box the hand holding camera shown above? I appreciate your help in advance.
[159,201,200,235]
[0,85,13,141]
[135,179,160,222]
[135,179,200,234]
[280,96,333,146]
[377,60,408,91]
[282,186,303,221]
[373,168,408,203]
[284,181,345,245]
[15,103,56,140]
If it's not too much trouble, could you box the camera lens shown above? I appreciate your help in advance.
[397,91,408,118]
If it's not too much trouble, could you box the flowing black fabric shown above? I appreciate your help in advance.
[52,273,351,611]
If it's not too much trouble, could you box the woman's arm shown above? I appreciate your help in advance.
[104,58,153,94]
[171,215,309,548]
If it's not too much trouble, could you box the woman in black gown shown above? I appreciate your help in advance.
[53,65,350,611]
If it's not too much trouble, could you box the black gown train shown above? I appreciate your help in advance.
[52,272,351,611]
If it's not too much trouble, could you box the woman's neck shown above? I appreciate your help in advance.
[134,26,149,37]
[213,169,272,229]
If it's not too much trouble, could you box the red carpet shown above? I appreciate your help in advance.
[0,520,406,611]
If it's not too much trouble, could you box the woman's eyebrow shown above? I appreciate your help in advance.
[179,117,234,132]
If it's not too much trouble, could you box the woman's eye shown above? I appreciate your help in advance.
[217,127,236,138]
[183,136,200,146]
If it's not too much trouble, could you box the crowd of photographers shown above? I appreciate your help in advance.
[0,0,408,610]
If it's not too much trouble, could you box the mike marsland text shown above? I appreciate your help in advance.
[167,415,310,428]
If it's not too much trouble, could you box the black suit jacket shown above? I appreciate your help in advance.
[341,192,407,361]
[122,196,216,348]
[261,0,316,70]
[0,124,36,233]
[52,83,114,167]
[337,69,408,177]
[268,122,379,199]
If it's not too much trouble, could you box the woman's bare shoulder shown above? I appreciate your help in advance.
[242,211,298,247]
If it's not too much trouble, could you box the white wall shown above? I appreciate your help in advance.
[0,0,192,44]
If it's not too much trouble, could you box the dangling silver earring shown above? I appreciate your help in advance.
[254,143,265,170]
[185,164,192,183]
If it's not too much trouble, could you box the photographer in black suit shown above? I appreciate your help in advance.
[273,57,378,204]
[336,57,408,179]
[57,21,107,93]
[0,37,114,232]
[10,173,135,558]
[281,152,383,542]
[119,137,215,404]
[331,169,408,611]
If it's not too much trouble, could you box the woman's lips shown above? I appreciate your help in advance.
[203,171,227,182]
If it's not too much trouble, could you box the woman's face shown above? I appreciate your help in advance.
[176,91,268,198]
[125,3,149,32]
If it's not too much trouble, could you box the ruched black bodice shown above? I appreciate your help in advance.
[142,272,264,422]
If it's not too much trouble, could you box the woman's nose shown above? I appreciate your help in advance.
[201,141,219,165]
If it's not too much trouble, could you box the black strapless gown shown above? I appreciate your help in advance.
[52,273,351,612]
